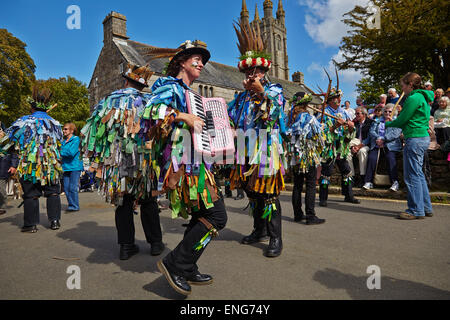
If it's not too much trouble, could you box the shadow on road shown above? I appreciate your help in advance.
[143,276,187,300]
[313,268,450,299]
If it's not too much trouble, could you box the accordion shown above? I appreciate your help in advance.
[185,90,235,158]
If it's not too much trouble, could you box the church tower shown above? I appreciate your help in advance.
[244,0,288,80]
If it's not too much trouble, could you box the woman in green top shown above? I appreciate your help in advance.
[385,72,434,220]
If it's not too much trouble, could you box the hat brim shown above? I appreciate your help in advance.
[122,74,149,88]
[169,47,210,69]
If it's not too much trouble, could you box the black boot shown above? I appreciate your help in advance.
[343,181,360,204]
[50,220,60,230]
[150,242,165,256]
[119,243,139,260]
[224,184,232,198]
[241,229,269,244]
[319,184,328,207]
[265,237,283,257]
[305,215,326,225]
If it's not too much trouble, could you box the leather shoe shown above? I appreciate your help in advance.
[319,200,327,207]
[344,197,360,204]
[306,216,326,225]
[119,243,139,260]
[157,259,191,295]
[241,230,269,244]
[50,220,60,230]
[150,242,165,256]
[265,237,282,257]
[187,271,213,285]
[21,225,38,233]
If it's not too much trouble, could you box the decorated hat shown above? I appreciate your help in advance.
[291,91,312,106]
[122,63,153,87]
[326,87,343,101]
[233,19,272,73]
[28,85,53,110]
[141,40,210,76]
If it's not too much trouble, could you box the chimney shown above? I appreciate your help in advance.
[292,71,304,85]
[103,12,129,46]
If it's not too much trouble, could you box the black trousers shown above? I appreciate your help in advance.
[245,191,282,239]
[163,198,227,278]
[115,194,162,245]
[292,166,317,218]
[319,158,354,201]
[20,179,61,227]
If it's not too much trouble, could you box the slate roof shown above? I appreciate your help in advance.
[113,39,323,104]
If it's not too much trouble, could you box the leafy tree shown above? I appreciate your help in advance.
[356,77,387,106]
[36,76,90,130]
[0,29,36,126]
[337,0,449,90]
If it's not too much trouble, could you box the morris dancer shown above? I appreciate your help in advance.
[3,85,63,232]
[317,71,360,207]
[80,64,164,260]
[140,40,227,295]
[228,20,287,257]
[286,92,326,224]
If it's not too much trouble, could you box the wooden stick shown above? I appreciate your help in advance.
[46,103,58,113]
[306,105,340,120]
[392,92,404,115]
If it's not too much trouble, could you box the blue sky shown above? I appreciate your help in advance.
[1,0,371,107]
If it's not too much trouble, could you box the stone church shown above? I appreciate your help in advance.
[88,0,322,109]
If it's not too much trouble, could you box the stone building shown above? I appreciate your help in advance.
[88,2,322,110]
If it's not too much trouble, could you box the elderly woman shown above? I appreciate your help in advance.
[431,88,444,116]
[385,72,434,220]
[434,96,450,145]
[61,123,84,212]
[362,104,402,192]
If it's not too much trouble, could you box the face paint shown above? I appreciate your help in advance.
[191,61,199,68]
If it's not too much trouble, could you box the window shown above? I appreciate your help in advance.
[199,85,203,96]
[118,62,124,74]
[209,87,213,97]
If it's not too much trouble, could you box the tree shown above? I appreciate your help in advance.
[0,29,36,126]
[337,0,449,90]
[355,77,387,106]
[36,76,90,130]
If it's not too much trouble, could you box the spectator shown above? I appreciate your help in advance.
[363,104,402,191]
[387,88,400,104]
[0,122,19,215]
[430,88,444,116]
[370,105,383,121]
[343,100,355,120]
[61,123,84,212]
[347,107,373,186]
[424,81,433,91]
[385,72,434,220]
[434,96,450,145]
[356,97,366,109]
[446,87,450,99]
[377,94,387,109]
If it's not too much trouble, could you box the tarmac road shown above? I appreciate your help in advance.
[0,191,449,300]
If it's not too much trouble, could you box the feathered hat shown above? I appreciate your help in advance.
[291,91,313,106]
[233,19,271,73]
[141,40,210,75]
[122,63,153,87]
[28,85,53,110]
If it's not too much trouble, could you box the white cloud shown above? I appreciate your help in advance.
[299,0,370,47]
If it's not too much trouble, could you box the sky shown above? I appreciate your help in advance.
[1,0,373,108]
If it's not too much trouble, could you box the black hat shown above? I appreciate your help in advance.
[168,40,210,69]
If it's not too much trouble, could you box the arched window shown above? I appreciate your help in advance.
[209,87,213,97]
[199,85,203,96]
[276,35,282,51]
